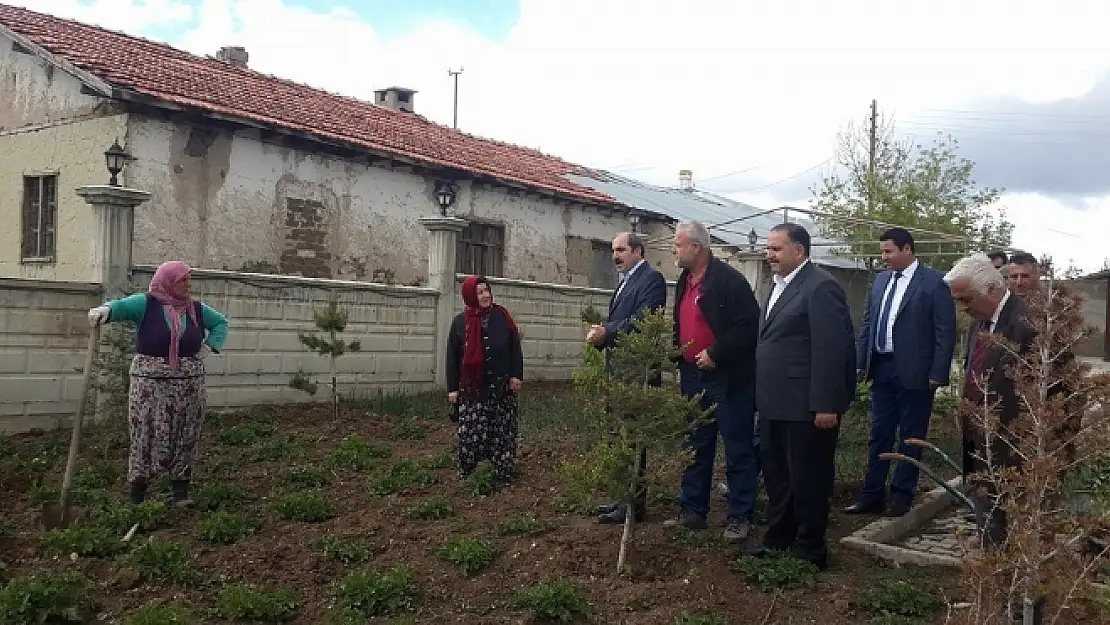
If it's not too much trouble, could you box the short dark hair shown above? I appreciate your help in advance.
[1009,251,1038,266]
[625,232,646,256]
[879,227,915,252]
[987,250,1008,264]
[770,222,811,256]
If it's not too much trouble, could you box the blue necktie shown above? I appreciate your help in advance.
[875,271,902,352]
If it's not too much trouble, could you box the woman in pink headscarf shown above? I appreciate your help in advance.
[88,260,229,506]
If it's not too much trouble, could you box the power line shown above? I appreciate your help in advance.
[723,158,832,192]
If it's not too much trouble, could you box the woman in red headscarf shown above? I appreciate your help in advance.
[445,275,524,487]
[87,261,229,507]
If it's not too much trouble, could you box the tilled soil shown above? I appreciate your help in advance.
[0,401,991,624]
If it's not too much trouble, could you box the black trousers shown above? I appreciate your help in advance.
[760,417,839,564]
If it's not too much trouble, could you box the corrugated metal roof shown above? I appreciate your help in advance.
[566,172,864,270]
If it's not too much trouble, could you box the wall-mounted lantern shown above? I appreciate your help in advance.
[435,181,458,216]
[748,227,758,252]
[104,139,134,187]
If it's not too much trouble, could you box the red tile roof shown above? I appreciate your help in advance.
[0,3,619,206]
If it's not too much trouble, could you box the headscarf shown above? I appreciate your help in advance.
[460,275,518,389]
[149,260,197,369]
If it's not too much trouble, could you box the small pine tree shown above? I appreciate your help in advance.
[289,296,362,420]
[572,308,712,574]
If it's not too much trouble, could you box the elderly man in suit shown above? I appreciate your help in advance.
[666,220,762,541]
[944,253,1037,546]
[846,228,957,518]
[747,223,855,571]
[588,231,667,525]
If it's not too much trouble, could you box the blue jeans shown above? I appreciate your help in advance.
[678,361,759,520]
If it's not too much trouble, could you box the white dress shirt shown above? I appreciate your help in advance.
[875,260,919,354]
[766,259,809,319]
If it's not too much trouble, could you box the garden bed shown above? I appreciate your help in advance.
[0,386,1098,624]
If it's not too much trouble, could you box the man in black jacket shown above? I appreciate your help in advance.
[667,220,762,541]
[588,231,668,524]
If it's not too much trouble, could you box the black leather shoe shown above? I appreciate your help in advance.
[596,502,621,515]
[883,504,910,518]
[598,503,646,524]
[843,502,885,515]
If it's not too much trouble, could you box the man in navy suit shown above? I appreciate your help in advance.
[588,231,668,525]
[845,227,957,517]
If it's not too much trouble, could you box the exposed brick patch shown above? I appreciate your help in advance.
[280,198,331,278]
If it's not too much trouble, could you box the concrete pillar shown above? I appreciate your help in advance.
[421,215,467,387]
[76,185,151,296]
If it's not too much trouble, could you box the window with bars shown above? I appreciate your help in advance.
[590,240,618,289]
[21,175,58,262]
[456,221,505,278]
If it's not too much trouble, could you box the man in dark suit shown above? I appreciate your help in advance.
[846,228,957,518]
[666,220,762,540]
[747,223,854,570]
[588,231,667,525]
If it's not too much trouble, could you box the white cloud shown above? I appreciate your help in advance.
[25,0,1110,271]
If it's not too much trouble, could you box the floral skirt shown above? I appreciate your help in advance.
[127,354,206,483]
[457,392,519,481]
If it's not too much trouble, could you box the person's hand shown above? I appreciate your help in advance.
[814,412,838,429]
[198,344,214,359]
[87,305,110,327]
[509,377,522,391]
[586,324,606,345]
[447,391,459,404]
[695,349,716,370]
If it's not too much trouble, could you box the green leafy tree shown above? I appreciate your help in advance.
[811,111,1012,271]
[571,308,712,574]
[289,297,361,420]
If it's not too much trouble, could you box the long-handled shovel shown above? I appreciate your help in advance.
[41,323,101,530]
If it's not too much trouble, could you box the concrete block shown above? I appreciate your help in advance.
[28,351,85,375]
[226,353,286,375]
[0,349,29,374]
[401,335,435,354]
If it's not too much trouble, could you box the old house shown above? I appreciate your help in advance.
[0,4,683,288]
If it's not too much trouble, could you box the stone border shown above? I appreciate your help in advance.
[840,476,970,567]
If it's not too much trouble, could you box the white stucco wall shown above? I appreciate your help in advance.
[0,31,128,281]
[123,116,675,285]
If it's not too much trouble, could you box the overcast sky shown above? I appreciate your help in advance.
[26,0,1110,272]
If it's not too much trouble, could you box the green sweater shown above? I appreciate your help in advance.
[106,293,229,352]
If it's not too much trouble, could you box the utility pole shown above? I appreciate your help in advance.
[448,67,464,129]
[867,98,877,215]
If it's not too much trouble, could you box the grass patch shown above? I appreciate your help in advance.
[857,579,944,623]
[325,435,391,472]
[368,460,438,496]
[497,513,552,537]
[217,583,298,622]
[465,461,497,497]
[281,466,331,489]
[73,457,120,490]
[317,535,373,565]
[421,447,456,471]
[41,523,121,558]
[510,578,590,622]
[193,483,250,512]
[121,538,199,585]
[123,602,191,625]
[0,571,98,624]
[241,435,309,462]
[407,497,455,521]
[272,492,337,522]
[196,511,256,545]
[331,567,416,620]
[92,500,170,534]
[391,418,427,441]
[729,552,819,592]
[435,537,497,576]
[345,389,441,419]
[217,421,276,446]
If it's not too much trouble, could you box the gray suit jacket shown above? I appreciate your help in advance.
[756,262,856,421]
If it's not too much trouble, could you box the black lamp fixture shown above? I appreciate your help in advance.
[628,209,645,232]
[748,227,758,251]
[435,181,458,215]
[104,138,132,187]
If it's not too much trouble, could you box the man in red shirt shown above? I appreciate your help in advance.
[667,220,762,540]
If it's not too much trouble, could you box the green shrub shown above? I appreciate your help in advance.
[510,579,589,622]
[123,602,191,625]
[435,538,497,576]
[41,524,120,557]
[332,567,415,619]
[197,511,256,545]
[325,436,391,472]
[193,483,250,512]
[317,536,373,565]
[368,461,438,496]
[121,538,198,585]
[217,583,298,622]
[0,571,97,624]
[272,492,336,522]
[407,497,454,521]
